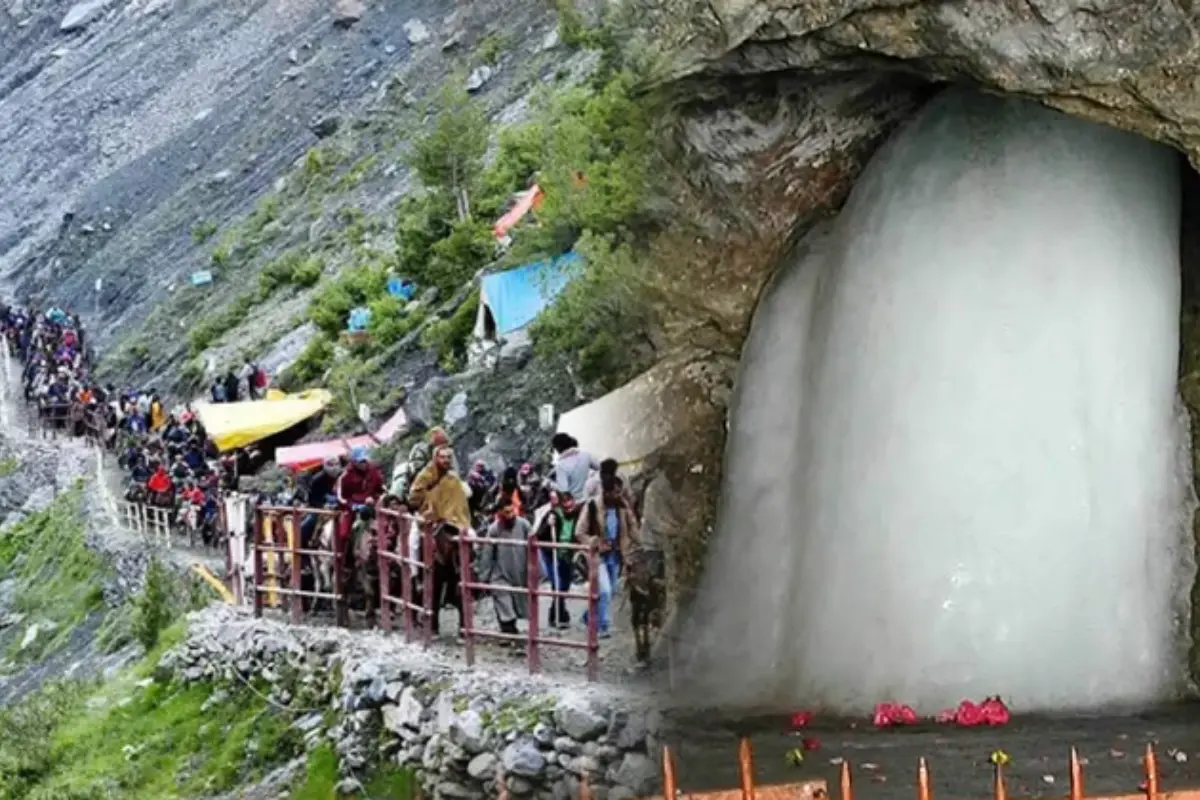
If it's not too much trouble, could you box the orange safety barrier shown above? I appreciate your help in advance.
[651,740,1196,800]
[252,505,349,625]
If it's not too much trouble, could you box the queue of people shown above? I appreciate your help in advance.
[3,304,231,546]
[3,302,665,664]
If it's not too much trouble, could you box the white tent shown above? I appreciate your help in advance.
[554,367,677,471]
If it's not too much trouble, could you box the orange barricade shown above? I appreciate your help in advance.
[655,740,1195,800]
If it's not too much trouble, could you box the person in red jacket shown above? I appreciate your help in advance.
[146,462,173,507]
[337,447,384,507]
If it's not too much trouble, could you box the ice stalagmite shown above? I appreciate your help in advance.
[679,88,1193,714]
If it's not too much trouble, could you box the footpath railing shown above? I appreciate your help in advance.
[277,506,603,680]
[662,739,1199,800]
[12,370,605,681]
[251,505,349,625]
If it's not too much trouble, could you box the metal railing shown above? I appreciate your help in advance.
[372,507,602,680]
[375,508,436,646]
[252,505,348,625]
[120,500,173,546]
[458,529,601,680]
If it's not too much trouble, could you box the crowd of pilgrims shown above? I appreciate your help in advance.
[1,304,661,661]
[4,305,234,544]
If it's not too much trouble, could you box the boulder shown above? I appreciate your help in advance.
[403,18,430,45]
[60,0,109,32]
[554,697,607,742]
[395,686,424,728]
[501,736,546,779]
[448,708,486,753]
[311,115,341,139]
[443,391,469,428]
[466,65,493,93]
[331,0,363,28]
[611,752,658,796]
[466,751,498,780]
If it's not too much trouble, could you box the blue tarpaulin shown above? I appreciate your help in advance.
[387,277,416,301]
[477,253,583,337]
[347,307,371,332]
[191,270,214,286]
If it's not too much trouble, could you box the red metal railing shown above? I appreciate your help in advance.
[374,508,603,681]
[252,505,348,624]
[375,507,436,647]
[458,529,601,681]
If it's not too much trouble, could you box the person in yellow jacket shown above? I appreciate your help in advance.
[149,393,166,431]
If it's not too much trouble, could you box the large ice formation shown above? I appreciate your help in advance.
[678,88,1194,714]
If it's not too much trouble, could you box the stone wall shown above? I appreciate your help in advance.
[160,605,665,799]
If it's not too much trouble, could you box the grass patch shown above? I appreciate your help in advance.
[0,454,18,477]
[191,220,219,244]
[13,680,304,799]
[0,486,109,663]
[292,743,339,799]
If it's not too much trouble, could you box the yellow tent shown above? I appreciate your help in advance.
[195,389,333,452]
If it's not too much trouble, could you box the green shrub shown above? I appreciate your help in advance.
[368,295,428,348]
[421,290,480,371]
[553,0,588,47]
[0,679,89,796]
[477,33,506,66]
[425,218,495,295]
[191,220,218,244]
[178,358,206,389]
[480,123,545,213]
[530,231,651,389]
[291,256,323,287]
[131,558,173,651]
[259,251,324,297]
[210,244,232,268]
[286,335,335,386]
[188,292,258,355]
[308,263,389,338]
[407,82,489,220]
[395,193,455,276]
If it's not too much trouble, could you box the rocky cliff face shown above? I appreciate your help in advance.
[0,0,447,344]
[634,2,1200,625]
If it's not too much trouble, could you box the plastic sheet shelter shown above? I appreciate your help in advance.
[274,406,409,472]
[493,185,545,239]
[474,252,583,340]
[195,389,333,452]
[554,366,679,471]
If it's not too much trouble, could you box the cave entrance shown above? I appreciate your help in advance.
[680,86,1199,717]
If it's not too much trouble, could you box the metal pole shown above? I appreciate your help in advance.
[421,523,434,648]
[253,507,264,617]
[459,527,475,667]
[290,508,302,623]
[377,511,393,632]
[526,534,540,674]
[586,541,600,682]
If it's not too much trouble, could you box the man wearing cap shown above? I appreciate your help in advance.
[338,446,385,507]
